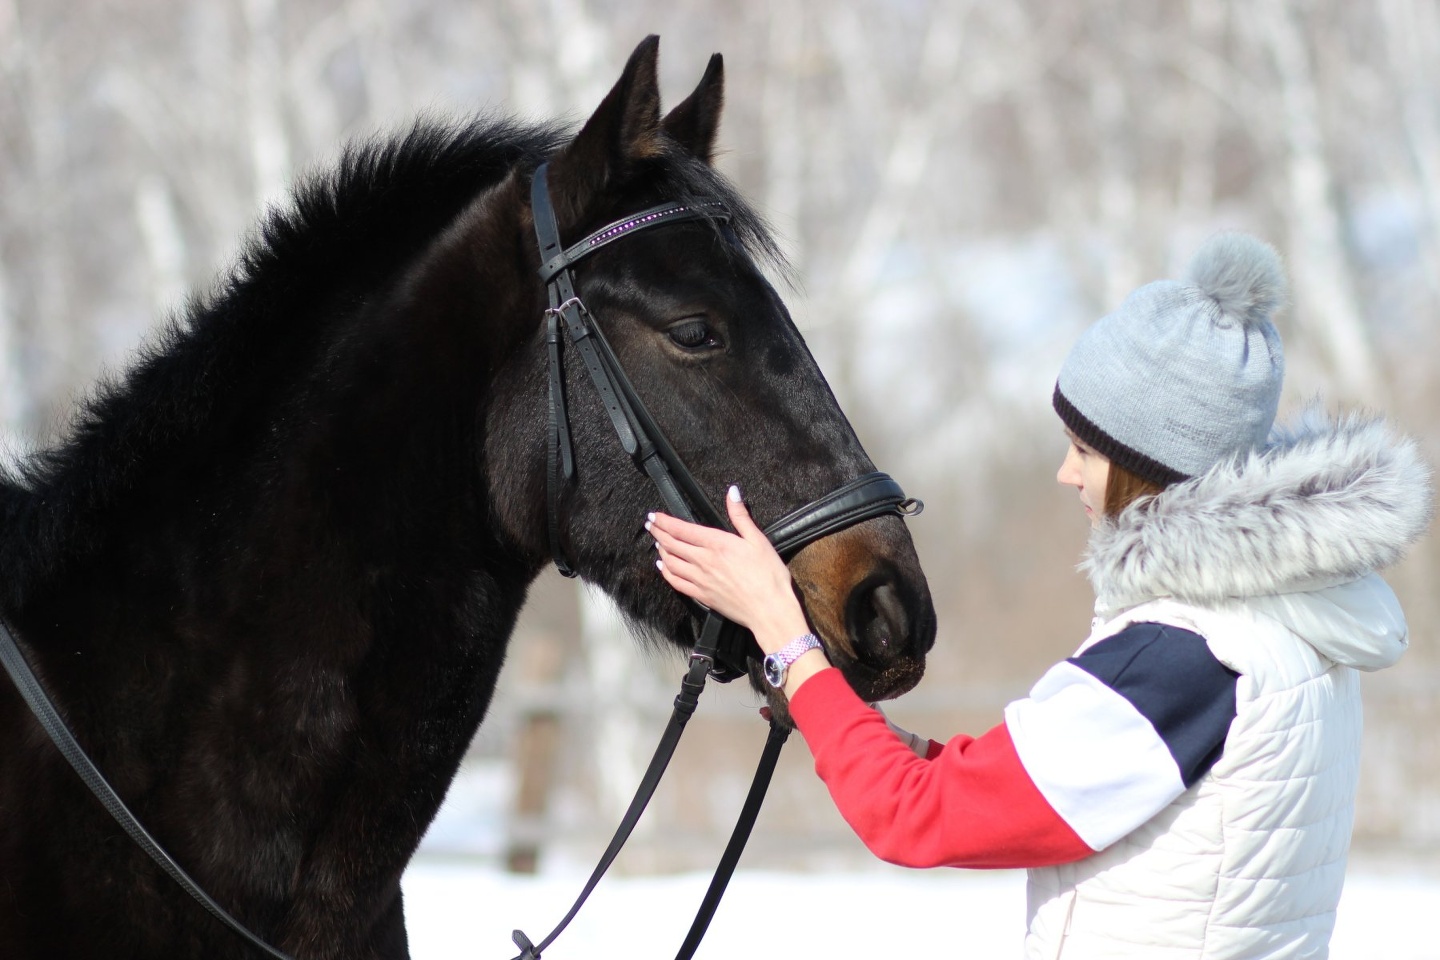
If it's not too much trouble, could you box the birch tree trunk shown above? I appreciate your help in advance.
[133,176,190,319]
[244,0,292,210]
[1255,0,1384,403]
[1380,0,1440,305]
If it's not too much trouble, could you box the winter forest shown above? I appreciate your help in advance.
[2,0,1439,872]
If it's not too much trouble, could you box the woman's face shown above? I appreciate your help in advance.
[1057,431,1110,527]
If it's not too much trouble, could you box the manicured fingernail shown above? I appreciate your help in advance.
[727,485,742,503]
[644,520,652,532]
[647,512,656,522]
[655,559,664,571]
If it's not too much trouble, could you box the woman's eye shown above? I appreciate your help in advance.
[667,318,720,350]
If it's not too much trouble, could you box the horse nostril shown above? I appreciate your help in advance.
[856,581,910,660]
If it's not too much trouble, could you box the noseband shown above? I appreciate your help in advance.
[531,162,921,681]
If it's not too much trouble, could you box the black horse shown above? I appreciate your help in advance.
[0,37,935,960]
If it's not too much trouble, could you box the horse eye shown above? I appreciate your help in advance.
[667,318,720,350]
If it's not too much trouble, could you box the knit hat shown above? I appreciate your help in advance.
[1053,232,1287,486]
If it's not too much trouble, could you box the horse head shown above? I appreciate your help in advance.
[488,37,937,717]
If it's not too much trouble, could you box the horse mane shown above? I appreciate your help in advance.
[0,111,788,610]
[0,116,564,603]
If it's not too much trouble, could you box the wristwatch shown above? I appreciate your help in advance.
[763,633,824,689]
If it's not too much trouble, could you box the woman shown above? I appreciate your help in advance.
[646,232,1433,958]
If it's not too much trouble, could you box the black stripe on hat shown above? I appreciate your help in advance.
[1052,384,1189,488]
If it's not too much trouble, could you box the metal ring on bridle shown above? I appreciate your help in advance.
[544,296,584,319]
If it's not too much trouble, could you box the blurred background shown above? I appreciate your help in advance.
[2,0,1437,876]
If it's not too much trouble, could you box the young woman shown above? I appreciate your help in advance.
[646,232,1433,958]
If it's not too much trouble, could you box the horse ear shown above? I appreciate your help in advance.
[661,53,724,164]
[546,35,665,229]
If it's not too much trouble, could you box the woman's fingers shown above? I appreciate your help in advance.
[725,484,769,545]
[647,510,726,553]
[654,544,708,600]
[655,552,699,598]
[648,522,727,606]
[648,517,728,573]
[646,493,797,632]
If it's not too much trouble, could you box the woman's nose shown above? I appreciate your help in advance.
[1057,449,1079,487]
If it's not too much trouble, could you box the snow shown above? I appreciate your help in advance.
[401,857,1440,959]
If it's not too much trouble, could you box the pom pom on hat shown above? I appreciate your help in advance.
[1186,232,1289,330]
[1053,231,1287,486]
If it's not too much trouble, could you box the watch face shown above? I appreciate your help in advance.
[763,653,784,688]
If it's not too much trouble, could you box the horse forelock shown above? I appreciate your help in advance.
[637,148,792,285]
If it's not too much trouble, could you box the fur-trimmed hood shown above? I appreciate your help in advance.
[1085,408,1433,668]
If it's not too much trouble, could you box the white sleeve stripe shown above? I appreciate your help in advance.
[1004,661,1186,851]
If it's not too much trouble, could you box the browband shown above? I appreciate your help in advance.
[538,200,730,283]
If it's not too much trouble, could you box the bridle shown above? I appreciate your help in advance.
[531,161,920,680]
[0,161,924,960]
[512,163,923,960]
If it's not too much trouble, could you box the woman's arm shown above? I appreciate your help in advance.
[792,623,1237,869]
[791,669,1095,869]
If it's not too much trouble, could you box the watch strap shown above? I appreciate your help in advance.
[765,633,823,687]
[775,633,822,665]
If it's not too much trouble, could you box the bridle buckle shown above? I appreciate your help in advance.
[543,296,584,320]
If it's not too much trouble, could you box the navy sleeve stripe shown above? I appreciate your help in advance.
[1066,623,1238,787]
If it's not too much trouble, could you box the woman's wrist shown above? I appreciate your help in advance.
[751,602,812,657]
[754,624,812,662]
[783,647,830,699]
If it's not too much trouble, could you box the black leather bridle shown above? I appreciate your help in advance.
[511,164,923,960]
[531,161,920,681]
[0,163,924,960]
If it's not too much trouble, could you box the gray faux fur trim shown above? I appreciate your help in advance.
[1084,407,1435,608]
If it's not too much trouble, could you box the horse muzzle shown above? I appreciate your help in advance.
[762,513,936,720]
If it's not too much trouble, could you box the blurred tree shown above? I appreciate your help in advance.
[1,0,1437,863]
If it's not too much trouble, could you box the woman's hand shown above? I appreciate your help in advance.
[646,485,811,656]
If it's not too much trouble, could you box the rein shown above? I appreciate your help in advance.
[0,163,922,960]
[515,164,922,960]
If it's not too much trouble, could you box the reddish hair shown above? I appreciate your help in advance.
[1103,459,1169,517]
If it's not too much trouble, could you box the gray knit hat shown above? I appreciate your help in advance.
[1053,232,1287,486]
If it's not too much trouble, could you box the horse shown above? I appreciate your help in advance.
[0,36,936,960]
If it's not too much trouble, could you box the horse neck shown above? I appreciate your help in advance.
[7,175,549,741]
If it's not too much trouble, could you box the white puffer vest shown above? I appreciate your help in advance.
[1024,411,1430,959]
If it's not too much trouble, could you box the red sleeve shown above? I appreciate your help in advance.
[788,668,1094,869]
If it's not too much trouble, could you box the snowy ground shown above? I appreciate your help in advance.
[402,856,1440,959]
